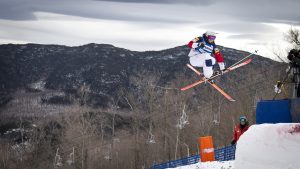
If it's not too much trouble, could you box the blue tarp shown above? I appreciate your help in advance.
[256,99,292,124]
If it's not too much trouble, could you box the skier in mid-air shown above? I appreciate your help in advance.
[183,31,254,101]
[187,31,226,78]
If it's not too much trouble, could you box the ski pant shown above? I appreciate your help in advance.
[189,51,216,78]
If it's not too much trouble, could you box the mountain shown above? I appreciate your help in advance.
[0,43,286,108]
[0,43,289,169]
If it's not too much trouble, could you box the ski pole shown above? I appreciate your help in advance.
[228,50,258,69]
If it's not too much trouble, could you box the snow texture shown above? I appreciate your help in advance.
[235,123,300,169]
[167,161,234,169]
[170,123,300,169]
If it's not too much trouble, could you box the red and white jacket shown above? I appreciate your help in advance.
[187,35,225,70]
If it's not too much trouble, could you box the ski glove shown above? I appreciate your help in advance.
[218,62,225,71]
[198,42,205,48]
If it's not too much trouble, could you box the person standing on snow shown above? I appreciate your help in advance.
[231,115,250,145]
[187,31,226,79]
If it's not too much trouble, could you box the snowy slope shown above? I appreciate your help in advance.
[167,160,234,169]
[235,123,300,169]
[170,123,300,169]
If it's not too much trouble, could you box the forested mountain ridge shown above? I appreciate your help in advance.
[0,43,287,169]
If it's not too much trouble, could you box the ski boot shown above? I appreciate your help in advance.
[213,70,222,76]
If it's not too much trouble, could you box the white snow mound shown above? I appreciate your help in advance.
[170,123,300,169]
[167,160,234,169]
[235,123,300,169]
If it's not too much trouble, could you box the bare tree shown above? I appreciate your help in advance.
[285,27,300,47]
[275,27,300,62]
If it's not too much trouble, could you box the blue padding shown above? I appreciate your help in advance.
[256,99,292,124]
[205,59,213,67]
[150,145,236,169]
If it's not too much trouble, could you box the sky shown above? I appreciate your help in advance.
[0,0,300,61]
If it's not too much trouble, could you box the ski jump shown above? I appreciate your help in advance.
[182,31,256,101]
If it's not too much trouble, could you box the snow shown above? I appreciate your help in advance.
[169,123,300,169]
[167,161,234,169]
[235,123,300,169]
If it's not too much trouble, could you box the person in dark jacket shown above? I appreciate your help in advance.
[287,49,300,97]
[231,115,250,145]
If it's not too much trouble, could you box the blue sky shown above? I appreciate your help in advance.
[0,0,300,60]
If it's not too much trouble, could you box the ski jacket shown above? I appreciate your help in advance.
[187,34,224,63]
[232,124,250,143]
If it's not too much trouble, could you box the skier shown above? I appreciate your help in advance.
[231,115,250,145]
[187,31,226,79]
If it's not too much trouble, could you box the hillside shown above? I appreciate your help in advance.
[0,43,286,107]
[0,43,288,169]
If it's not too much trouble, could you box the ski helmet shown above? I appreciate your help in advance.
[205,31,217,36]
[205,31,217,41]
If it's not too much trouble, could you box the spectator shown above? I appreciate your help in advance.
[231,115,250,145]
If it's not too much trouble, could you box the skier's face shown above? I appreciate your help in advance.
[208,39,214,43]
[240,119,246,125]
[208,35,216,43]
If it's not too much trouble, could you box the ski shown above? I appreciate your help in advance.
[181,58,252,91]
[185,64,236,101]
[209,82,236,102]
[228,50,257,69]
[213,58,252,78]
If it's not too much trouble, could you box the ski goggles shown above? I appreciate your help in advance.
[208,35,216,40]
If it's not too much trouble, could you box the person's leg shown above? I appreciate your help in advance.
[203,54,216,78]
[189,53,205,67]
[188,49,198,57]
